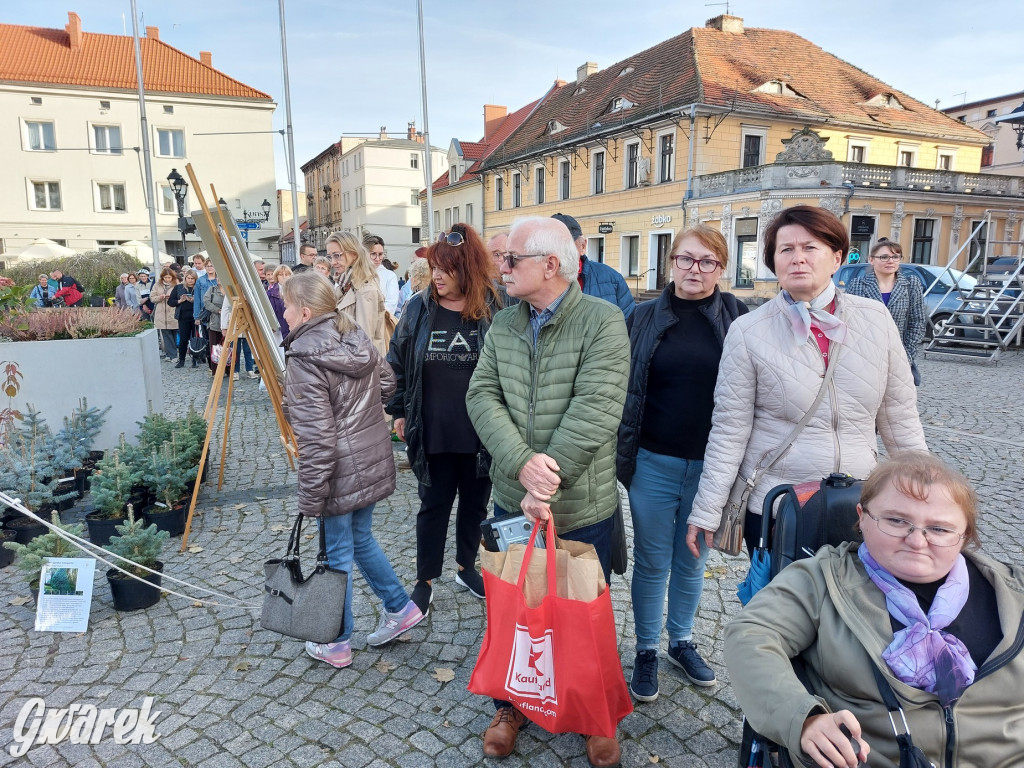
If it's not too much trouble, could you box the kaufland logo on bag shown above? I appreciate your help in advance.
[505,624,557,705]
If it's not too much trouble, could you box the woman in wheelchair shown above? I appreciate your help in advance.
[725,452,1024,768]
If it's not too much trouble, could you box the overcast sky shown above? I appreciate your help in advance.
[7,1,1022,188]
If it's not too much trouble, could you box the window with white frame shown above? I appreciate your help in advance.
[896,143,918,168]
[846,138,870,164]
[495,176,504,210]
[536,166,546,204]
[592,151,605,194]
[658,133,674,182]
[355,187,363,207]
[24,120,56,151]
[158,185,177,214]
[626,142,640,189]
[936,150,955,171]
[512,172,522,208]
[410,153,419,169]
[465,203,473,226]
[445,208,452,229]
[95,182,126,212]
[156,128,185,158]
[559,160,570,200]
[624,235,640,276]
[740,126,767,168]
[93,125,122,155]
[410,189,419,206]
[434,210,441,232]
[30,180,61,210]
[449,164,458,184]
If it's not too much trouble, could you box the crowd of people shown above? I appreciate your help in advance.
[273,207,1020,768]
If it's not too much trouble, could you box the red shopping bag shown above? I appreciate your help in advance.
[467,522,632,738]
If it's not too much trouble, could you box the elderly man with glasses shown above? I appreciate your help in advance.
[466,216,630,767]
[550,213,635,320]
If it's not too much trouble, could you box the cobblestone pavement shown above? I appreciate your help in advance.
[1,352,1022,767]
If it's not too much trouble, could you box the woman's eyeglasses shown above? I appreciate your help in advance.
[861,506,965,547]
[673,254,723,273]
[437,231,465,247]
[872,254,902,262]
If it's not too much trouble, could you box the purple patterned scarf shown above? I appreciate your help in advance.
[859,543,976,705]
[780,282,847,345]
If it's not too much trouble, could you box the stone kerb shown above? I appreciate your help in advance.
[6,327,164,450]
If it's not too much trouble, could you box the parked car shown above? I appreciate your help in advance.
[833,263,982,337]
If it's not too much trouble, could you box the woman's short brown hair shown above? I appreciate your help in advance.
[159,267,178,283]
[762,205,850,274]
[869,237,904,260]
[669,224,729,269]
[860,451,980,550]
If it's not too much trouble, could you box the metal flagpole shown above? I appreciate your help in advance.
[416,0,435,241]
[130,0,162,274]
[278,0,302,263]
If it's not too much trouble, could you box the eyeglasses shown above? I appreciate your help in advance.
[437,231,465,247]
[673,254,723,273]
[504,252,546,270]
[872,254,902,262]
[861,506,965,547]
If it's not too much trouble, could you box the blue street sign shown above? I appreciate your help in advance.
[237,221,260,230]
[239,230,249,241]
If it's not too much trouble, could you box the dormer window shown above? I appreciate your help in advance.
[754,80,802,97]
[546,119,567,135]
[574,86,587,96]
[618,66,635,77]
[864,93,905,109]
[607,96,636,114]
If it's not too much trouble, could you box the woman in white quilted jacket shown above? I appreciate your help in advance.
[685,205,927,558]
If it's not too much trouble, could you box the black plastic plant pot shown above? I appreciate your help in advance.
[85,511,127,546]
[0,528,16,568]
[106,562,163,612]
[74,467,90,496]
[143,503,186,537]
[54,479,78,511]
[88,450,105,463]
[5,514,49,544]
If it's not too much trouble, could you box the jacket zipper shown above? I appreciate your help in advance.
[943,705,955,768]
[527,326,544,448]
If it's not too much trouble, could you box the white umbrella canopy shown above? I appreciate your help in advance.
[11,238,78,262]
[116,240,175,265]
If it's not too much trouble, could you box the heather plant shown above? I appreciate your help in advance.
[0,307,144,341]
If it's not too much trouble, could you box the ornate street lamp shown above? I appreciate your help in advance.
[241,199,273,223]
[167,168,194,265]
[993,102,1024,153]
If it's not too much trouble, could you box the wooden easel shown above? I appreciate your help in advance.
[180,165,297,550]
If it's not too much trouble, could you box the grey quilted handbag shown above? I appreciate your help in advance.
[261,512,348,644]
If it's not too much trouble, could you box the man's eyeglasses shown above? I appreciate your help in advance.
[504,252,546,270]
[673,254,723,273]
[872,254,902,262]
[437,231,465,247]
[861,506,965,547]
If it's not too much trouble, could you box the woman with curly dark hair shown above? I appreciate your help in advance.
[386,223,502,612]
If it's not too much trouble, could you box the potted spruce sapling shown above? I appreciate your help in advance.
[0,409,78,543]
[58,399,109,494]
[104,504,169,611]
[141,437,196,536]
[85,448,137,545]
[3,510,86,599]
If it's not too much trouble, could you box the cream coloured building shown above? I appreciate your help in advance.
[943,92,1024,177]
[0,12,279,262]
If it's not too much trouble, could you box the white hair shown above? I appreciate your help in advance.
[509,217,577,281]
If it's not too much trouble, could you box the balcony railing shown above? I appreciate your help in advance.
[691,162,1024,199]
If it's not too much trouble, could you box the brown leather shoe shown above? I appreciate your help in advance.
[585,734,621,767]
[482,707,528,757]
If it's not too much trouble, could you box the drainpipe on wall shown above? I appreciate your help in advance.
[682,104,698,225]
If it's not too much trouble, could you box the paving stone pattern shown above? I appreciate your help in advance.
[1,353,1021,767]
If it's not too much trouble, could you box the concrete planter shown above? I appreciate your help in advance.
[2,328,164,451]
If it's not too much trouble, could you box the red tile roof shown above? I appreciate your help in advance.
[483,22,987,166]
[0,19,271,100]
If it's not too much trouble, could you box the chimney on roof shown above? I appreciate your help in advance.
[483,105,507,140]
[407,121,416,140]
[706,14,744,33]
[65,12,82,51]
[199,51,212,67]
[576,62,598,84]
[146,25,160,41]
[379,126,388,140]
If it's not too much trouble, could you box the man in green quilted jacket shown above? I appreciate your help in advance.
[466,216,630,767]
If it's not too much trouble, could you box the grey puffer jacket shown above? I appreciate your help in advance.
[688,290,926,532]
[283,313,397,517]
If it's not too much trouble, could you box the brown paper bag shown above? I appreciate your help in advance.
[480,535,605,607]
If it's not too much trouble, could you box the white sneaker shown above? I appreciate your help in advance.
[247,370,258,379]
[232,372,239,381]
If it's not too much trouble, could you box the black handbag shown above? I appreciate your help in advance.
[871,665,936,768]
[261,512,348,644]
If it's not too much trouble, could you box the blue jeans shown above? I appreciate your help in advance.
[232,337,254,373]
[318,504,409,643]
[628,448,710,650]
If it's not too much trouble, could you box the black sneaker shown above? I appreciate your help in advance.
[629,649,659,702]
[455,568,485,599]
[411,580,433,615]
[667,641,717,687]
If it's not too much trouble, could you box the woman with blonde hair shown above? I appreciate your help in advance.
[282,271,424,668]
[327,231,388,355]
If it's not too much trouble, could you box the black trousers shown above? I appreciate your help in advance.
[415,452,491,582]
[176,318,193,362]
